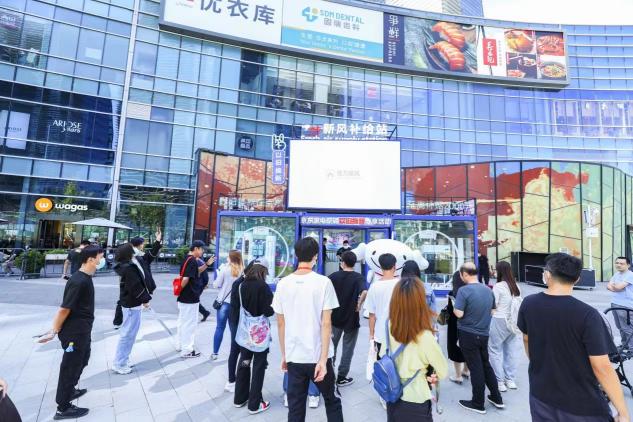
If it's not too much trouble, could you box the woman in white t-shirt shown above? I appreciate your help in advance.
[488,260,521,392]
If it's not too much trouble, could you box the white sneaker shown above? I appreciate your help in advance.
[210,353,219,361]
[283,393,288,408]
[505,380,518,390]
[112,365,133,375]
[498,382,508,392]
[308,395,320,408]
[224,382,235,393]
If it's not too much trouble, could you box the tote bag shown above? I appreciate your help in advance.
[235,283,271,352]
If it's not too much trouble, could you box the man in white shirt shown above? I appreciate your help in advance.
[607,256,633,351]
[364,253,398,357]
[273,237,343,422]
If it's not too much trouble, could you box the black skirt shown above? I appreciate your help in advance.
[0,394,22,422]
[446,298,465,363]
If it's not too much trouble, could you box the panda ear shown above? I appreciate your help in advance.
[351,243,366,262]
[412,250,429,270]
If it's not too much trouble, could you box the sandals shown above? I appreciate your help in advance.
[449,376,464,384]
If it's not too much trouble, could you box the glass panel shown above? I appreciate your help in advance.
[550,162,582,257]
[393,219,475,283]
[217,215,297,280]
[521,162,549,254]
[76,28,104,64]
[495,162,522,261]
[603,166,614,281]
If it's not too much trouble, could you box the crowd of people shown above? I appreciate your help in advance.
[3,233,627,422]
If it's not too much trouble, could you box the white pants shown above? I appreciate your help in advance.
[488,317,520,382]
[177,302,198,356]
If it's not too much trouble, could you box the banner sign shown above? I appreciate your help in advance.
[300,123,390,140]
[300,215,392,227]
[160,0,568,87]
[271,134,287,185]
[281,0,384,62]
[406,199,476,216]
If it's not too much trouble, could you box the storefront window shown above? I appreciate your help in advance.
[495,162,521,261]
[550,162,582,257]
[521,162,550,254]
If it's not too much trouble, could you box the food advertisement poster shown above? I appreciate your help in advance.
[281,0,384,63]
[387,14,567,83]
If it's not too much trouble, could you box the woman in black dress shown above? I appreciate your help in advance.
[446,270,470,383]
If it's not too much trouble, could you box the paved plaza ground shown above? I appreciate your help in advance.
[1,273,633,421]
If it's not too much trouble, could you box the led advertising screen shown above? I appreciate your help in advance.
[160,0,568,87]
[287,140,401,212]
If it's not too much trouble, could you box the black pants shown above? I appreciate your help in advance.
[113,301,123,326]
[530,395,613,422]
[458,330,501,408]
[228,319,240,383]
[387,399,433,422]
[56,332,91,411]
[234,346,268,411]
[199,303,209,316]
[478,272,490,285]
[0,394,22,422]
[287,359,343,422]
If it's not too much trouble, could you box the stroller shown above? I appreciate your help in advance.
[601,307,633,396]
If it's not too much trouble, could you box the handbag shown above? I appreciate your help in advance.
[173,256,193,296]
[213,289,231,310]
[437,305,450,326]
[235,283,271,352]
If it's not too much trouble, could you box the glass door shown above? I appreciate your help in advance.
[301,227,323,274]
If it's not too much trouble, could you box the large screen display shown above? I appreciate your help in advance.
[287,140,401,211]
[160,0,568,87]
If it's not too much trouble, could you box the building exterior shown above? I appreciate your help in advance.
[1,0,632,280]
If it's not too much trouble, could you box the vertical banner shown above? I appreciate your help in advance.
[271,134,287,185]
[383,13,404,65]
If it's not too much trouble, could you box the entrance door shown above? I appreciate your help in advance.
[367,228,389,243]
[323,228,364,276]
[37,220,62,249]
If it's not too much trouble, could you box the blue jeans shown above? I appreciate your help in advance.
[283,372,319,397]
[113,307,142,368]
[213,302,230,354]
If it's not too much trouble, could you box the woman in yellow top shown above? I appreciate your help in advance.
[383,276,449,421]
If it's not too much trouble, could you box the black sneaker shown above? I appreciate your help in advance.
[336,377,354,387]
[459,400,486,414]
[182,350,201,358]
[487,395,505,409]
[71,388,88,401]
[234,400,248,408]
[54,405,89,420]
[201,311,210,322]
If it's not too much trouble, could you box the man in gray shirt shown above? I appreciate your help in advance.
[607,256,633,351]
[454,262,503,414]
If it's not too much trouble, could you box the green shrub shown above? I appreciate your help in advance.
[45,249,68,255]
[175,246,190,262]
[15,249,45,276]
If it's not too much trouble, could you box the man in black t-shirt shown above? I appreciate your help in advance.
[328,250,367,387]
[40,246,103,420]
[62,240,90,280]
[176,240,214,358]
[519,253,630,422]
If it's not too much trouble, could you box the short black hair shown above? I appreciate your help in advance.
[341,250,357,268]
[545,253,582,284]
[296,237,319,262]
[616,256,631,265]
[80,245,103,263]
[190,240,206,251]
[130,237,145,247]
[80,239,91,246]
[323,237,327,242]
[401,260,421,278]
[343,240,349,244]
[378,253,397,271]
[115,243,134,263]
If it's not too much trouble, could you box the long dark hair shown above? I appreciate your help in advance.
[496,261,520,297]
[245,262,268,281]
[401,260,422,278]
[115,243,134,263]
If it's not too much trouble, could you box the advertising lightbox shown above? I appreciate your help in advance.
[287,140,401,212]
[160,0,568,87]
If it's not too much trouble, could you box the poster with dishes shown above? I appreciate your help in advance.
[535,31,566,80]
[503,29,538,79]
[403,17,479,74]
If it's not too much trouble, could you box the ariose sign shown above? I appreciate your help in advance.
[160,0,568,86]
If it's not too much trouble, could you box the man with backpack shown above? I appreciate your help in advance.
[63,240,90,280]
[453,262,504,414]
[273,237,343,422]
[176,240,214,358]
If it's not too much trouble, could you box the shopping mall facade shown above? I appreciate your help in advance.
[1,0,633,280]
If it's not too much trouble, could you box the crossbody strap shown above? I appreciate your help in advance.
[385,317,422,389]
[180,256,193,278]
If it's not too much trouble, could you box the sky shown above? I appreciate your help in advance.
[483,0,633,25]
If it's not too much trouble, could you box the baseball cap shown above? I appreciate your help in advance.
[190,240,206,251]
[130,237,145,247]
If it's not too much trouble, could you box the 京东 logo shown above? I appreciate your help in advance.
[301,7,318,22]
